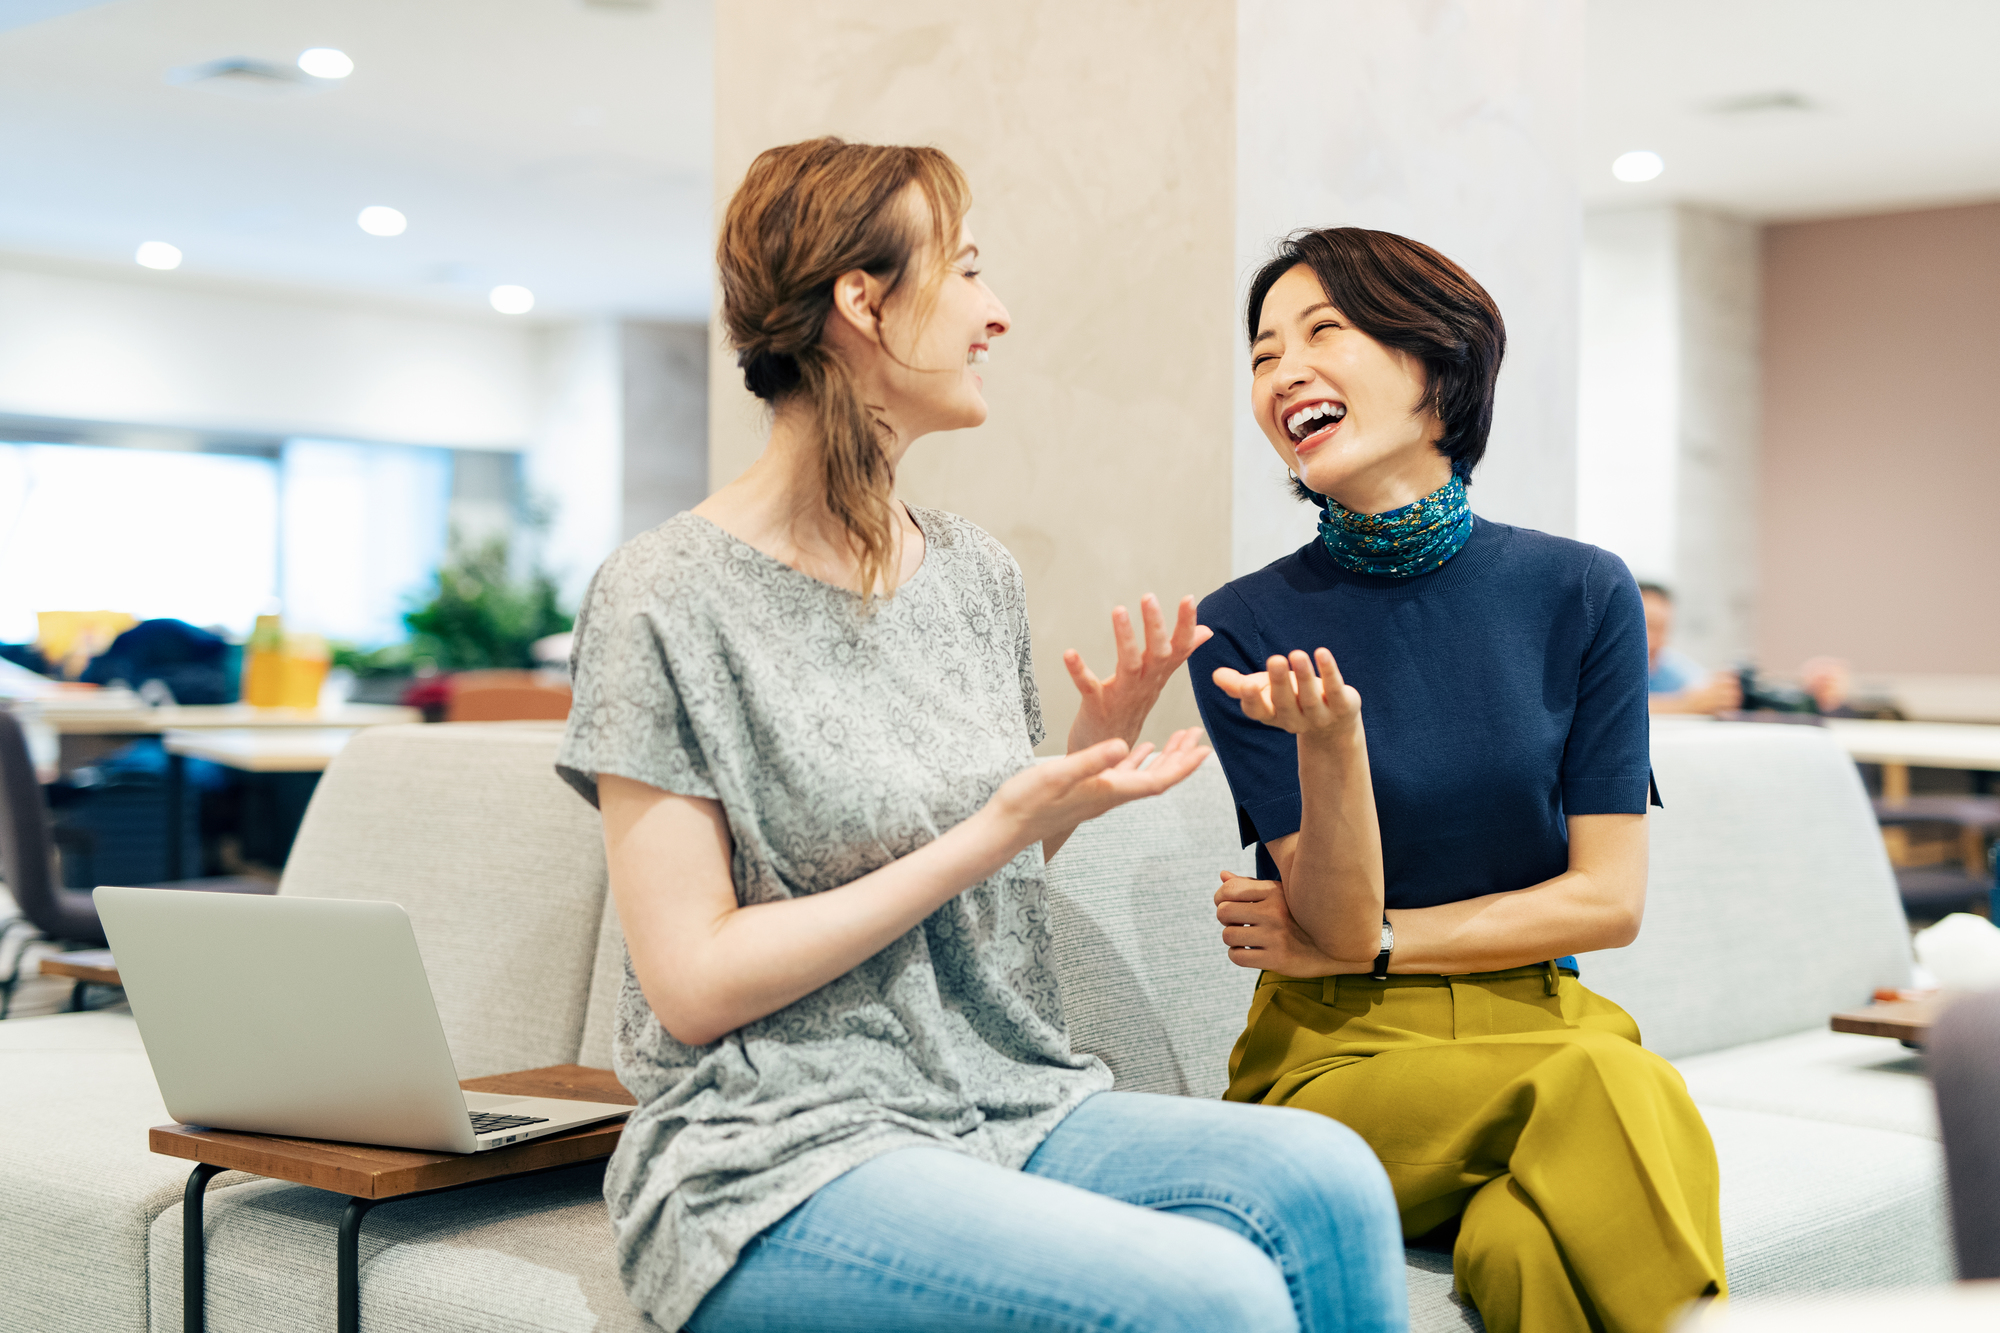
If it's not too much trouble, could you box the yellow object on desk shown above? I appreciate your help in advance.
[279,633,329,710]
[242,614,286,707]
[37,610,136,678]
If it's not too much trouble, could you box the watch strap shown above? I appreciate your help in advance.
[1370,913,1393,980]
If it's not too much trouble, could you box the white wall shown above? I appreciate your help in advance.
[1578,208,1679,580]
[0,256,708,615]
[0,258,539,446]
[528,320,623,607]
[1233,0,1586,576]
[1577,205,1760,670]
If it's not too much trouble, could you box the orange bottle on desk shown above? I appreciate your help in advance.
[242,614,285,707]
[279,633,330,710]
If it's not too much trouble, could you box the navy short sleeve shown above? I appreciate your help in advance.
[1189,519,1654,911]
[1560,554,1654,815]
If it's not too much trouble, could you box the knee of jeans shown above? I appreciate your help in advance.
[1234,1106,1398,1218]
[1133,1229,1298,1333]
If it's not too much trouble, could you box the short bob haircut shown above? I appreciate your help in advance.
[1245,227,1505,490]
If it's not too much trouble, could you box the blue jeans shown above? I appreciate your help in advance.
[686,1090,1406,1333]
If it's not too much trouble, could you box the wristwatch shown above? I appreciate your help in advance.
[1370,914,1394,980]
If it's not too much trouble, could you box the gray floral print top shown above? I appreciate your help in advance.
[556,508,1112,1330]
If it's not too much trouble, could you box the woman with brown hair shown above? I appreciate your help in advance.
[1191,228,1727,1333]
[556,141,1406,1333]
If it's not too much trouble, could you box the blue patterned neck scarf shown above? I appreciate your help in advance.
[1314,474,1472,578]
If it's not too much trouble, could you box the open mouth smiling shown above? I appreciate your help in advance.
[1284,399,1347,450]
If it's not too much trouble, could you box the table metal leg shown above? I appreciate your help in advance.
[337,1196,377,1333]
[183,1162,225,1333]
[165,750,186,880]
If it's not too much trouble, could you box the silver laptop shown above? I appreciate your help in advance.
[96,886,632,1154]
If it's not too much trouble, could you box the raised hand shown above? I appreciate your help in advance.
[1214,870,1351,976]
[1210,648,1361,738]
[1065,594,1214,751]
[992,728,1210,847]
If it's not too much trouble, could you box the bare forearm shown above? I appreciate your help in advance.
[1383,869,1644,974]
[1281,729,1386,960]
[629,808,1022,1045]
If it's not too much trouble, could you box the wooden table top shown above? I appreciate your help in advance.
[162,727,357,772]
[1823,718,2000,772]
[37,949,120,986]
[40,702,419,736]
[150,1065,635,1200]
[1829,996,1942,1043]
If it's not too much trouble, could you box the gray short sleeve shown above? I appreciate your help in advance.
[556,556,718,808]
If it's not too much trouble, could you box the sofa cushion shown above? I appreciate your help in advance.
[0,1011,252,1333]
[147,1164,661,1333]
[1578,722,1912,1060]
[1705,1105,1950,1294]
[279,724,609,1078]
[1676,1029,1936,1139]
[1041,759,1257,1098]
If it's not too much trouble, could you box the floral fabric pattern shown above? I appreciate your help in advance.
[1315,473,1473,578]
[555,508,1110,1332]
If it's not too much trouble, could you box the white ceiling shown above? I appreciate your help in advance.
[1583,0,2000,220]
[0,0,1994,324]
[0,0,713,319]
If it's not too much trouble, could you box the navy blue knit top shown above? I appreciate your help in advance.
[1189,517,1655,918]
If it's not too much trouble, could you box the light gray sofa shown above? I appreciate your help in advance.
[0,718,1949,1333]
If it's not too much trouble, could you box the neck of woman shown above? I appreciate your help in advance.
[1321,447,1453,517]
[695,405,918,592]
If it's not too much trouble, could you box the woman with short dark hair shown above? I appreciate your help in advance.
[1191,227,1726,1333]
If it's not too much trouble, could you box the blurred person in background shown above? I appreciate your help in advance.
[1642,585,1851,716]
[1641,584,1741,716]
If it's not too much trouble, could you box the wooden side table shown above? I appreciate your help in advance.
[37,949,121,1011]
[150,1064,634,1333]
[1830,995,1944,1045]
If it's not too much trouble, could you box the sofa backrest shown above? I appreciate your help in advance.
[280,723,609,1079]
[1577,720,1913,1059]
[1041,759,1258,1098]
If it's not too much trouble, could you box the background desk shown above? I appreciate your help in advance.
[40,701,418,737]
[1823,718,2000,801]
[158,728,367,873]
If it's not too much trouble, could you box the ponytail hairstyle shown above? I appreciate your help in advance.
[718,137,971,602]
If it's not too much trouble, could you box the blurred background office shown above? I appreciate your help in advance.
[2,1,1998,1003]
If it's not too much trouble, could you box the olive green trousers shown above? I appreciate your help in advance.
[1226,965,1725,1333]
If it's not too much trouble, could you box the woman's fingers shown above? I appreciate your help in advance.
[1267,654,1304,724]
[1062,737,1130,781]
[1169,596,1212,660]
[1211,667,1274,718]
[1111,604,1144,676]
[1289,650,1331,720]
[1139,593,1170,665]
[1214,871,1278,905]
[1061,647,1102,698]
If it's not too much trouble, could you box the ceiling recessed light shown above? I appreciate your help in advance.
[1612,150,1665,183]
[489,285,535,315]
[297,48,353,80]
[357,206,407,237]
[135,241,182,270]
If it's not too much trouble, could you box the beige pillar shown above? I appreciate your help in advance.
[711,1,1238,750]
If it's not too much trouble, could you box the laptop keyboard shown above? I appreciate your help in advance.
[469,1111,551,1136]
